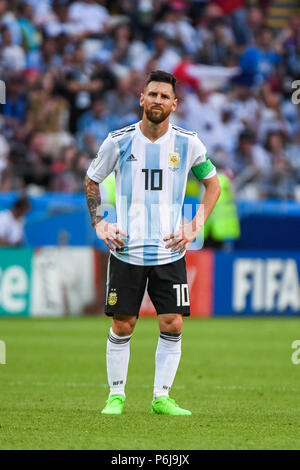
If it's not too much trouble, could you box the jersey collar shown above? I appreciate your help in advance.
[137,121,172,144]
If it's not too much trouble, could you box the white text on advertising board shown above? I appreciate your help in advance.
[233,258,300,312]
[0,266,28,313]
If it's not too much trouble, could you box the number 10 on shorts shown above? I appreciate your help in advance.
[173,284,190,307]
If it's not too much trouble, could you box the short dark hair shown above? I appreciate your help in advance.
[0,25,9,34]
[12,196,31,213]
[145,70,176,96]
[239,129,255,143]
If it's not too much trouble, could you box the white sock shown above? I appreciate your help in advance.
[106,328,132,397]
[153,331,182,399]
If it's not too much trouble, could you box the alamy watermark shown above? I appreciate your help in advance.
[292,80,300,105]
[291,340,300,365]
[0,340,6,364]
[0,79,6,104]
[97,201,205,249]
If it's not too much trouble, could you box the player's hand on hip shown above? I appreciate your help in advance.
[164,222,200,254]
[95,219,128,251]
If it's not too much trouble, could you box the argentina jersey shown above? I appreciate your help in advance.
[87,122,216,266]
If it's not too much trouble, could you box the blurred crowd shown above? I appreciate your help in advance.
[0,0,299,200]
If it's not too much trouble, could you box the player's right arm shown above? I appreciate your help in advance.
[84,133,128,250]
[84,176,127,250]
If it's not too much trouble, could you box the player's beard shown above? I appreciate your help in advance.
[145,106,171,124]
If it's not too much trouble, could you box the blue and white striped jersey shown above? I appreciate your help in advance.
[87,121,216,266]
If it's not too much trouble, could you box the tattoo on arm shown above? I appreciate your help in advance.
[84,175,103,227]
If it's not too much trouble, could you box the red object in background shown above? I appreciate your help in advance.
[211,0,244,15]
[173,62,200,90]
[140,250,214,317]
[186,250,214,317]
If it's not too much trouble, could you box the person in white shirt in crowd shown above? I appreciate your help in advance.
[68,0,109,36]
[45,1,85,39]
[0,25,25,71]
[231,129,271,199]
[100,21,151,74]
[0,196,31,246]
[153,3,198,55]
[180,86,224,155]
[228,74,262,136]
[147,31,181,74]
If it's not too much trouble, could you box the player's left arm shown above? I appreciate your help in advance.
[165,135,221,253]
[164,174,221,253]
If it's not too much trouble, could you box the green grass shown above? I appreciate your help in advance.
[0,316,300,450]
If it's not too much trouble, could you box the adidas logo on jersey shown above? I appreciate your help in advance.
[126,154,137,161]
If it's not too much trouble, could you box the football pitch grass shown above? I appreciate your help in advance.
[0,316,300,450]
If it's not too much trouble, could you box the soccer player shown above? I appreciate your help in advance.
[84,70,221,415]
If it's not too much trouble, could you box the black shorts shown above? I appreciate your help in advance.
[105,254,190,317]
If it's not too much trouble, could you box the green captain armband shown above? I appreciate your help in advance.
[191,155,215,180]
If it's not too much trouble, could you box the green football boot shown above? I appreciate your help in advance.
[101,395,125,415]
[150,397,192,416]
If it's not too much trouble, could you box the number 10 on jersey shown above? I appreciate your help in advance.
[142,169,163,190]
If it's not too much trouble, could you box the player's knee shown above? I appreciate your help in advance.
[112,314,136,336]
[159,314,182,335]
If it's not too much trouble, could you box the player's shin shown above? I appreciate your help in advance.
[153,331,182,399]
[106,328,132,397]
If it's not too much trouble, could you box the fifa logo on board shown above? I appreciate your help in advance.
[0,340,6,365]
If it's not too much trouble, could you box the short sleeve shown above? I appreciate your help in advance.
[191,135,216,180]
[87,134,119,183]
[191,135,208,167]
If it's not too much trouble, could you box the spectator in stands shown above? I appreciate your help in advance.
[45,1,86,40]
[68,0,109,36]
[0,0,298,204]
[275,15,300,56]
[180,86,224,155]
[147,31,181,74]
[73,150,90,192]
[20,132,53,191]
[51,144,79,193]
[280,77,299,138]
[0,24,26,70]
[260,130,296,200]
[101,21,151,73]
[286,128,300,171]
[62,43,104,133]
[285,28,300,78]
[0,0,22,46]
[76,96,119,155]
[231,129,270,199]
[2,73,28,140]
[203,155,241,250]
[105,75,139,127]
[229,73,262,135]
[153,3,198,55]
[258,82,289,143]
[26,71,69,135]
[35,36,62,73]
[0,196,31,246]
[240,26,281,84]
[17,2,41,67]
[198,17,235,66]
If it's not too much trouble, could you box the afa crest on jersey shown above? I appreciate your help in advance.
[168,152,180,171]
[108,289,118,306]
